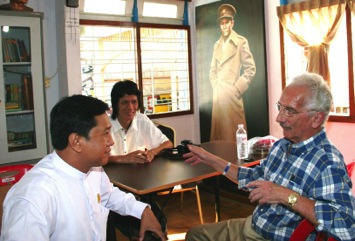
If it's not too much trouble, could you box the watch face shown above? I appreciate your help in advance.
[288,193,299,206]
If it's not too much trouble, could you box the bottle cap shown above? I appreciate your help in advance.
[238,124,243,128]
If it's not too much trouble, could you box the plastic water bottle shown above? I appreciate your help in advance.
[236,124,248,160]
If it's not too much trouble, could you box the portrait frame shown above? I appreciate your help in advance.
[196,0,269,142]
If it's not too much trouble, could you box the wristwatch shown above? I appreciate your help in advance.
[288,192,300,207]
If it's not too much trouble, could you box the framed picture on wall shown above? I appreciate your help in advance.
[196,0,269,142]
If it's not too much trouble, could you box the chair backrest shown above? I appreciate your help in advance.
[0,164,33,186]
[290,161,355,241]
[0,164,33,231]
[346,161,355,178]
[154,121,176,146]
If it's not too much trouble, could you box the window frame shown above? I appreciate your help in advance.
[79,19,194,119]
[279,4,355,123]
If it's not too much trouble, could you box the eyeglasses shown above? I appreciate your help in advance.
[276,103,304,117]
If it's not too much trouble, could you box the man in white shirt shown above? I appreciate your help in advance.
[108,80,173,164]
[107,80,173,240]
[0,95,166,241]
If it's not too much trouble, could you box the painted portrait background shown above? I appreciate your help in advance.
[196,0,269,142]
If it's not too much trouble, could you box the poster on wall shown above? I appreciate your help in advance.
[196,0,269,143]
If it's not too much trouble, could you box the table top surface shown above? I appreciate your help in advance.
[103,140,263,195]
[200,141,263,167]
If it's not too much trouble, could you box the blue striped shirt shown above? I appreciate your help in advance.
[238,129,355,241]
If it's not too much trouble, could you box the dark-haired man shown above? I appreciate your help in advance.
[108,80,173,164]
[1,95,166,241]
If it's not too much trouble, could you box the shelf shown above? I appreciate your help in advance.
[3,62,31,66]
[8,143,36,152]
[6,110,34,116]
[0,11,48,163]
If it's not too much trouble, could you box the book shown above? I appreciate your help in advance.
[18,40,29,62]
[5,83,21,111]
[21,75,33,110]
[5,84,20,109]
[5,101,20,110]
[2,39,10,62]
[2,38,29,62]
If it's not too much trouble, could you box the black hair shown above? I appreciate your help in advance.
[50,95,109,150]
[110,80,142,120]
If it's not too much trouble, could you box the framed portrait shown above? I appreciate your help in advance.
[196,0,269,142]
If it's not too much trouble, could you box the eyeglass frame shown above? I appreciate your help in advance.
[276,102,318,117]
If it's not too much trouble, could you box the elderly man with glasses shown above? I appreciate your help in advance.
[183,73,355,241]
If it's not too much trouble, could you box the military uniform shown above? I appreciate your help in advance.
[210,4,256,141]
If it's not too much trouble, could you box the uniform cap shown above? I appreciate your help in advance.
[217,4,236,20]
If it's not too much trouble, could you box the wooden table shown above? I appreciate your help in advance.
[201,141,263,167]
[103,156,218,196]
[103,140,263,221]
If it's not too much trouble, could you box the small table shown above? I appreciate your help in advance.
[201,141,263,167]
[103,156,218,196]
[103,140,263,221]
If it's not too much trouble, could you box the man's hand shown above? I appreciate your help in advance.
[247,180,290,205]
[124,150,149,164]
[144,149,156,162]
[183,145,213,166]
[139,207,167,241]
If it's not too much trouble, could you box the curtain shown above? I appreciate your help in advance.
[277,0,346,86]
[349,0,355,14]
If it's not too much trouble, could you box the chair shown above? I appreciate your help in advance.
[0,164,33,231]
[154,121,204,224]
[290,161,355,241]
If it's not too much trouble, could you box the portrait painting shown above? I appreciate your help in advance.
[196,0,269,142]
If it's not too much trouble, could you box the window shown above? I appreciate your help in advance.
[82,0,126,15]
[279,2,355,122]
[79,0,192,117]
[142,2,178,18]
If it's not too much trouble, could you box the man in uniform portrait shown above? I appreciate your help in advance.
[209,3,256,141]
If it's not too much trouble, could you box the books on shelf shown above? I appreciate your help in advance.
[2,38,29,63]
[4,75,33,111]
[5,84,19,102]
[21,74,33,110]
[5,101,20,110]
[5,84,20,110]
[7,130,35,150]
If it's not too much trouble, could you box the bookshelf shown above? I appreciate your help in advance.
[0,11,48,164]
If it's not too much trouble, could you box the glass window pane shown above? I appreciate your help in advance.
[329,15,349,116]
[80,25,138,105]
[283,33,307,86]
[80,23,192,116]
[142,2,178,18]
[83,0,126,15]
[140,27,190,114]
[283,15,350,117]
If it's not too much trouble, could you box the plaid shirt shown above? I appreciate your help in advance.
[238,129,355,241]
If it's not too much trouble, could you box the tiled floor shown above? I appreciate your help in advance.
[115,184,256,241]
